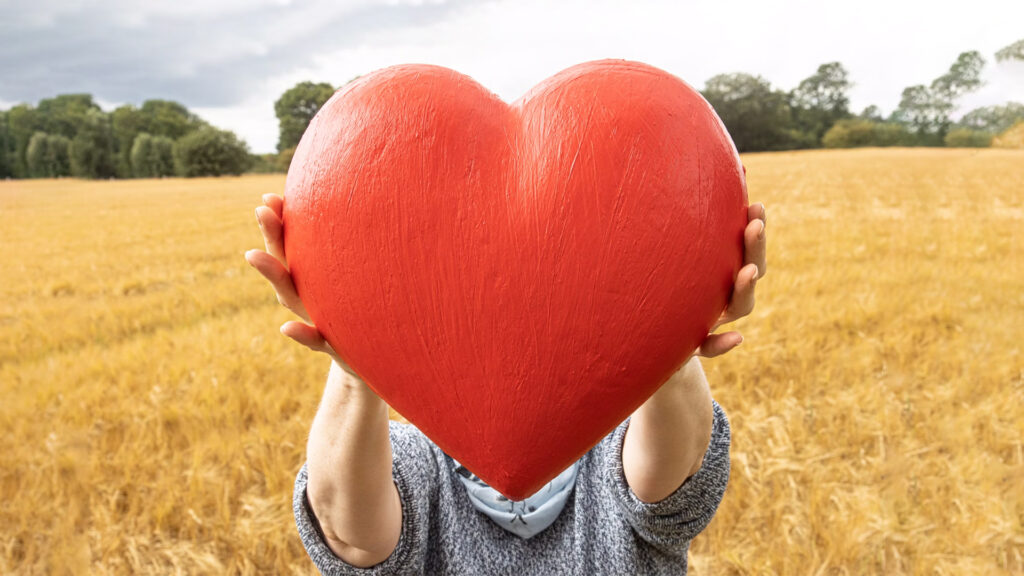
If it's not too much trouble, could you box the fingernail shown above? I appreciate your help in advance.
[255,208,263,227]
[758,220,765,238]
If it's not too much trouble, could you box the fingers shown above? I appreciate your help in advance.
[256,205,288,268]
[747,202,766,225]
[744,215,767,279]
[717,262,758,328]
[263,193,284,220]
[245,249,311,321]
[280,321,331,353]
[281,321,356,371]
[697,331,742,358]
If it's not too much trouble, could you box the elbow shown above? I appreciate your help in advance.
[306,478,403,567]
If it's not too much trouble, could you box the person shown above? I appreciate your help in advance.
[246,195,767,575]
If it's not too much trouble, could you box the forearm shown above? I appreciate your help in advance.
[305,360,401,567]
[622,356,714,503]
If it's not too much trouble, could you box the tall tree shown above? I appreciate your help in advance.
[274,81,335,152]
[892,85,939,136]
[139,100,206,139]
[70,109,116,179]
[27,132,72,178]
[111,105,147,177]
[36,94,102,139]
[0,111,13,178]
[790,62,853,144]
[995,38,1024,62]
[859,105,884,122]
[894,51,985,141]
[130,133,176,178]
[701,73,797,152]
[958,103,1024,134]
[7,104,40,177]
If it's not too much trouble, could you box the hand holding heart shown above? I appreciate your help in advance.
[251,61,763,499]
[247,193,360,378]
[247,198,766,367]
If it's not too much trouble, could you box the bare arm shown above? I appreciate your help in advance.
[623,203,766,503]
[246,193,401,567]
[305,362,401,567]
[623,357,713,502]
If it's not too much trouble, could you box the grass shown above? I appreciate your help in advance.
[1,148,1022,574]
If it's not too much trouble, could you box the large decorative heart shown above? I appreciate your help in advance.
[283,60,747,500]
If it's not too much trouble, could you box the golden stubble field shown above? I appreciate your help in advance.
[1,148,1022,575]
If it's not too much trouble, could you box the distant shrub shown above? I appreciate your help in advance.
[173,128,251,177]
[26,132,72,178]
[823,119,913,148]
[130,133,175,178]
[943,128,993,148]
[992,120,1024,149]
[276,146,296,172]
[247,153,286,174]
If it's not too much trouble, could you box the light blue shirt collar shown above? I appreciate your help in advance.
[450,458,579,539]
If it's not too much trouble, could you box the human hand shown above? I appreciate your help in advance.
[244,194,362,379]
[695,202,767,358]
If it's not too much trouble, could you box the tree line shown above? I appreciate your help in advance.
[702,40,1024,152]
[2,38,1021,180]
[271,38,1023,166]
[0,96,252,179]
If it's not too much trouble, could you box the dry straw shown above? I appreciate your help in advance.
[1,148,1022,574]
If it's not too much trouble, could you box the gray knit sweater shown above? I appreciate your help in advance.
[293,401,730,575]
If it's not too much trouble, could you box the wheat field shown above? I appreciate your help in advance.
[1,148,1022,575]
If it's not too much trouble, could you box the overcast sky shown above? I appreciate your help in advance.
[2,0,1022,153]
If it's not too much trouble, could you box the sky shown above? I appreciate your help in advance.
[2,0,1022,153]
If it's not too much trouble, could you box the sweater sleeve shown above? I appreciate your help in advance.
[293,421,438,575]
[605,400,731,554]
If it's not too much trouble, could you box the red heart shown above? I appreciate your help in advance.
[284,60,747,500]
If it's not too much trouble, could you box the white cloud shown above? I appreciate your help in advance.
[280,0,1024,152]
[3,0,1022,152]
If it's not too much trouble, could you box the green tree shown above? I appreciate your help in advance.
[958,103,1024,134]
[111,101,204,177]
[789,62,853,145]
[894,51,986,141]
[995,38,1024,62]
[26,132,72,177]
[8,104,41,177]
[130,133,175,178]
[274,81,335,152]
[111,105,147,177]
[892,85,941,142]
[859,105,884,122]
[130,133,154,178]
[0,111,13,178]
[150,136,175,177]
[701,73,797,152]
[70,109,116,179]
[36,94,102,139]
[140,100,206,139]
[173,127,252,177]
[931,51,986,100]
